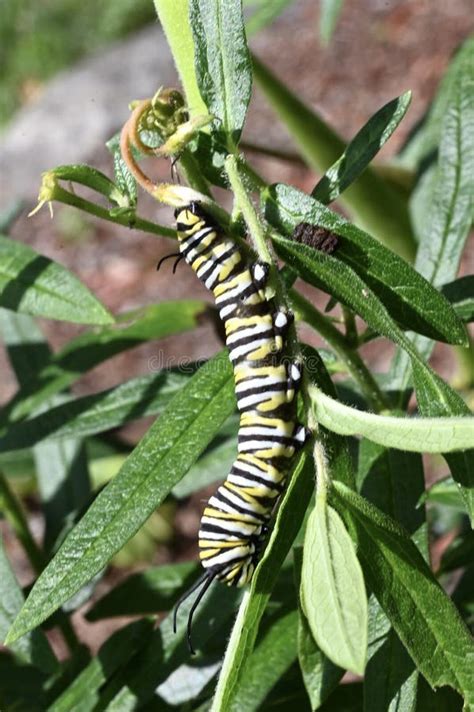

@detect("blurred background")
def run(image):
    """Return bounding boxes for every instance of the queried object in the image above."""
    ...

[0,0,472,654]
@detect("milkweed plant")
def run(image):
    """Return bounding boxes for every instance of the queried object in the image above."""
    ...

[0,1,473,710]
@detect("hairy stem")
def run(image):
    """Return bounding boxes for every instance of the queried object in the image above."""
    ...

[49,183,177,239]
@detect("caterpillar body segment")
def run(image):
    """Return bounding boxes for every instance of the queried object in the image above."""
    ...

[172,201,308,650]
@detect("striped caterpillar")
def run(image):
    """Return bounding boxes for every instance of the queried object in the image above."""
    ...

[171,202,309,652]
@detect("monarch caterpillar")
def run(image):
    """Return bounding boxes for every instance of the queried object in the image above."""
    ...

[171,202,309,652]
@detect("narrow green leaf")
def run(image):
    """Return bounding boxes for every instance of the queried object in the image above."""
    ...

[0,309,91,553]
[228,609,299,711]
[332,481,474,705]
[309,384,474,453]
[34,432,91,552]
[391,41,474,389]
[412,361,474,522]
[313,92,412,203]
[0,370,193,451]
[413,47,474,288]
[264,184,467,346]
[86,562,199,620]
[319,0,344,43]
[0,235,114,325]
[211,453,314,711]
[399,37,474,171]
[190,0,252,148]
[0,535,57,674]
[1,300,205,424]
[294,548,344,709]
[253,57,415,259]
[47,620,154,712]
[6,351,235,643]
[357,440,427,552]
[357,439,427,712]
[442,276,474,323]
[302,497,367,674]
[51,164,125,206]
[154,0,208,119]
[365,595,418,712]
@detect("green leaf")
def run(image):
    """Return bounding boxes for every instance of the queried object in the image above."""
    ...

[34,432,91,553]
[399,37,474,170]
[411,360,474,523]
[442,276,474,323]
[253,57,415,259]
[264,184,467,346]
[211,453,315,711]
[319,0,344,43]
[48,620,154,712]
[51,164,125,206]
[190,0,252,148]
[0,370,194,451]
[391,41,474,389]
[309,384,474,453]
[294,548,344,709]
[357,440,427,549]
[154,0,208,119]
[0,309,91,553]
[1,301,205,424]
[0,235,114,325]
[0,535,57,674]
[332,481,474,705]
[357,440,426,712]
[313,92,412,203]
[302,497,367,674]
[365,595,418,712]
[5,351,235,643]
[413,49,474,289]
[228,609,299,711]
[86,562,199,620]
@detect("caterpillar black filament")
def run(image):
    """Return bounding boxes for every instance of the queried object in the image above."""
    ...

[172,202,308,651]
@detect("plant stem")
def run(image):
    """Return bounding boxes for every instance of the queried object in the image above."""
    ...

[341,305,358,347]
[225,156,272,262]
[290,290,388,412]
[51,184,177,239]
[314,439,330,499]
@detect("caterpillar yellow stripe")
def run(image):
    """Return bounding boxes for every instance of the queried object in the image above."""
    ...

[172,202,308,651]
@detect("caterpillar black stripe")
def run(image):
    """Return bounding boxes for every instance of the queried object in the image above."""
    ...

[172,202,309,651]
